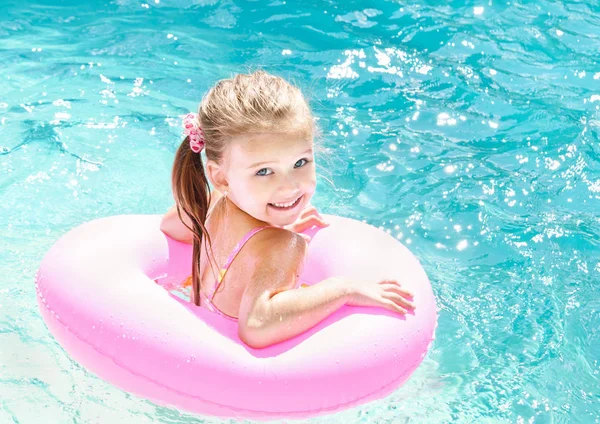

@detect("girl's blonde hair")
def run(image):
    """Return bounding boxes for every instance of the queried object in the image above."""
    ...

[171,70,315,306]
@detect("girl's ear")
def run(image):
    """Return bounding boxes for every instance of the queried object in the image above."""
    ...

[205,160,229,194]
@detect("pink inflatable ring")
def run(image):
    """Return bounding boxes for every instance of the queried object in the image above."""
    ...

[35,214,437,420]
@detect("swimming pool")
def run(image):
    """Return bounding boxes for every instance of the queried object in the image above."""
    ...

[1,0,599,422]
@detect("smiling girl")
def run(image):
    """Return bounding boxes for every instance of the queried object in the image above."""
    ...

[160,70,414,348]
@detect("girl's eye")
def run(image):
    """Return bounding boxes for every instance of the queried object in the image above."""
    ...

[294,158,308,168]
[256,168,273,176]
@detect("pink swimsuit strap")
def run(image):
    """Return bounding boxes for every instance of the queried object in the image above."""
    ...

[206,226,270,307]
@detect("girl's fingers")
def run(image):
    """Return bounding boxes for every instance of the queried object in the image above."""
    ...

[382,299,407,315]
[299,206,328,223]
[291,217,310,233]
[381,283,414,299]
[293,215,329,233]
[299,205,318,219]
[380,280,414,298]
[310,216,329,227]
[383,292,416,310]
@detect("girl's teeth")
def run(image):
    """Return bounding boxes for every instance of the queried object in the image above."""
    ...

[272,197,299,208]
[274,201,293,207]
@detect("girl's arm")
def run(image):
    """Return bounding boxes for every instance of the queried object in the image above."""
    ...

[237,229,349,348]
[237,229,414,349]
[159,204,194,243]
[159,190,222,243]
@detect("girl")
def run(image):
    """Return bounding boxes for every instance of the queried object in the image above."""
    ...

[160,71,415,349]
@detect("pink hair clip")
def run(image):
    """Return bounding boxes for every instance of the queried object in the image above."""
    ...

[183,113,205,153]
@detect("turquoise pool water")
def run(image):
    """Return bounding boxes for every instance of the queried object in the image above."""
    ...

[1,0,599,422]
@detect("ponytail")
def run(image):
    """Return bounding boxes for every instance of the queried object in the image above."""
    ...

[171,136,212,306]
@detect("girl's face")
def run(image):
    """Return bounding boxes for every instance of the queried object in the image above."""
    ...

[221,132,316,227]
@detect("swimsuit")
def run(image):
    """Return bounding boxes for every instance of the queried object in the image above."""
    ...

[184,226,270,320]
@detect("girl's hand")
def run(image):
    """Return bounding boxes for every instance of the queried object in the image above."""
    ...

[284,205,329,240]
[347,279,415,314]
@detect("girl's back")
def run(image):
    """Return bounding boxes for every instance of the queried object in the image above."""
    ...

[198,192,298,320]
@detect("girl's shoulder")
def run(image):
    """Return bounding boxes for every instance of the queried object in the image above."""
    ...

[247,226,308,263]
[241,227,308,286]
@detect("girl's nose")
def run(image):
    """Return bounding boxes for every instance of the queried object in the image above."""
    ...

[278,173,301,195]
